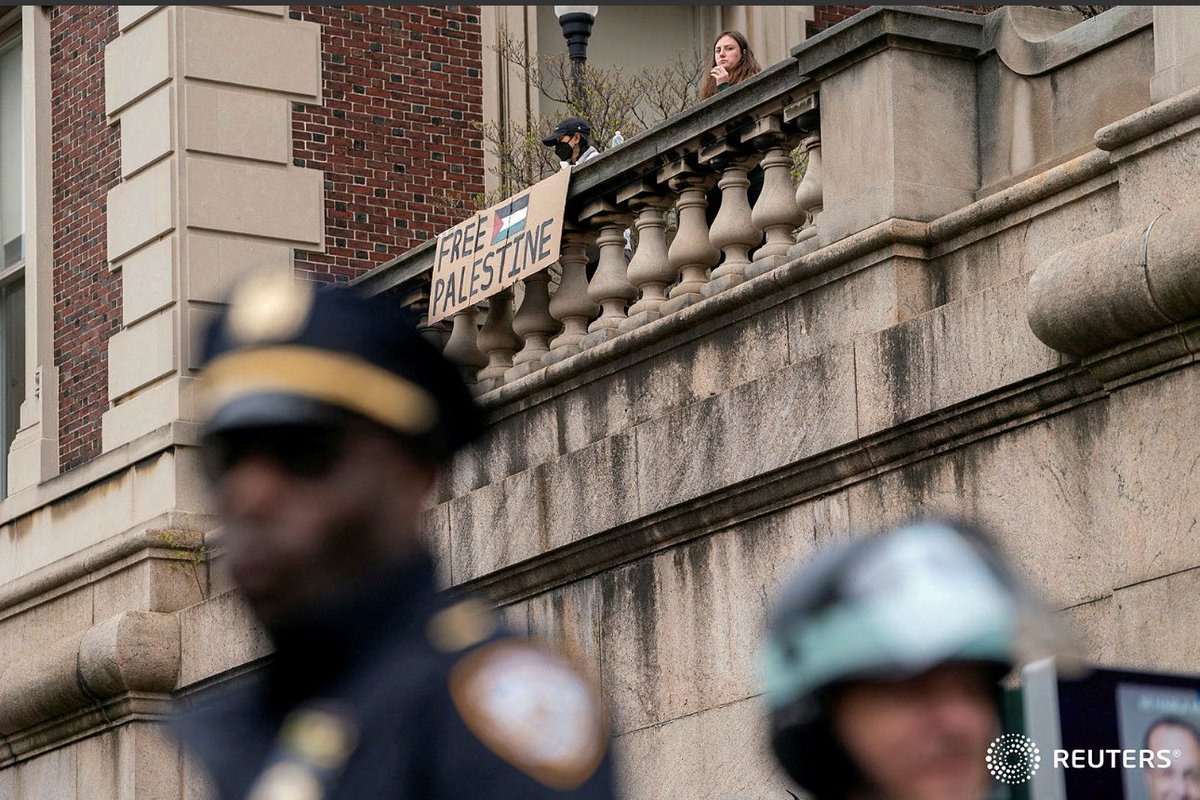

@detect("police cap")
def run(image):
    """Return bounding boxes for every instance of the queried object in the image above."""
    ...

[198,270,482,462]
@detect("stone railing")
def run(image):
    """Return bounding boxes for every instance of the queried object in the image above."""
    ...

[356,5,1154,396]
[357,56,820,391]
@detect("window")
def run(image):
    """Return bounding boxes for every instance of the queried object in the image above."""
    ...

[1,14,20,267]
[0,9,25,494]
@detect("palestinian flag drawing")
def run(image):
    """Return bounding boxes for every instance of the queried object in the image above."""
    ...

[491,193,530,245]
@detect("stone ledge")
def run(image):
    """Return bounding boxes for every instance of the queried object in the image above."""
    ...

[0,611,179,754]
[462,360,1122,605]
[0,517,211,620]
[790,6,985,78]
[0,422,202,530]
[1095,83,1200,152]
[1027,199,1200,356]
[474,146,1114,427]
[0,694,174,770]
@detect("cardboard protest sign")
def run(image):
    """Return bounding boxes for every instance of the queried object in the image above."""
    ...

[428,168,570,323]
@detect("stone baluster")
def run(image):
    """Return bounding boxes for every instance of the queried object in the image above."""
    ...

[745,116,805,280]
[544,226,598,364]
[579,203,636,349]
[416,311,449,352]
[505,271,560,382]
[618,180,676,332]
[442,306,486,383]
[660,165,719,316]
[405,292,448,352]
[789,131,824,257]
[700,142,763,297]
[475,287,522,392]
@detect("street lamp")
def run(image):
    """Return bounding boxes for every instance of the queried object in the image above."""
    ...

[554,6,598,100]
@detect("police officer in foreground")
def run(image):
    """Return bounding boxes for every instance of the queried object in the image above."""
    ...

[172,271,617,799]
[763,520,1075,800]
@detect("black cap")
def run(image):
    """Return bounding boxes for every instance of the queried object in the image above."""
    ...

[541,116,591,146]
[198,270,482,462]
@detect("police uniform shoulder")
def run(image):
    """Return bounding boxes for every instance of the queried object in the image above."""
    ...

[425,595,500,654]
[445,634,609,791]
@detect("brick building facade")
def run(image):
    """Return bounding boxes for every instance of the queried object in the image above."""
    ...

[27,5,486,481]
[289,5,484,284]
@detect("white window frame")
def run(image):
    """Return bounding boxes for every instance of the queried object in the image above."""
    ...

[2,5,57,500]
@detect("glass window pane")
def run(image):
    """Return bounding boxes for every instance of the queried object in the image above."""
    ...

[0,34,23,269]
[0,277,22,494]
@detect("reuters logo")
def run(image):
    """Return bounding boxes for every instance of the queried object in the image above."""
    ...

[986,733,1042,784]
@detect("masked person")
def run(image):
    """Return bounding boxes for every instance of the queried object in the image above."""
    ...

[763,520,1071,800]
[543,116,601,170]
[172,271,617,800]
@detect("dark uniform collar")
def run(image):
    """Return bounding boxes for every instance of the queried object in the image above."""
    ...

[264,553,439,710]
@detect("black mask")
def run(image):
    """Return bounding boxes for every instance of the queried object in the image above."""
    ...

[554,141,576,162]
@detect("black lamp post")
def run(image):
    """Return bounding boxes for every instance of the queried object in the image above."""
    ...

[554,6,598,100]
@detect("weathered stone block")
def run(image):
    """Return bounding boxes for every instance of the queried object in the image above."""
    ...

[119,235,176,326]
[106,7,172,116]
[78,732,122,798]
[15,745,77,799]
[1113,567,1200,674]
[787,256,938,363]
[178,590,271,687]
[845,411,1113,610]
[450,431,638,582]
[184,158,323,247]
[634,345,857,516]
[118,722,185,800]
[107,158,176,263]
[443,399,560,501]
[599,501,839,735]
[555,371,636,457]
[92,557,205,624]
[185,234,293,304]
[1060,596,1118,666]
[0,588,94,677]
[181,8,321,100]
[613,696,797,800]
[118,84,174,179]
[108,309,178,401]
[184,82,290,165]
[1097,368,1200,589]
[855,274,1059,435]
[524,577,602,686]
[1152,6,1200,102]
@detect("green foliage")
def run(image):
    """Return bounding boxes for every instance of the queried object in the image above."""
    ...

[154,529,209,603]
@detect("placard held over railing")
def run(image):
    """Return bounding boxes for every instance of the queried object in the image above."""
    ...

[428,169,571,323]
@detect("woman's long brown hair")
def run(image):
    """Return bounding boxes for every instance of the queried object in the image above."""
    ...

[700,30,762,100]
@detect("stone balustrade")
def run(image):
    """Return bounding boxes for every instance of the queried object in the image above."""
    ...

[356,4,1157,396]
[359,56,819,390]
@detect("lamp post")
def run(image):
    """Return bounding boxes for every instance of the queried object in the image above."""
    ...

[554,6,598,101]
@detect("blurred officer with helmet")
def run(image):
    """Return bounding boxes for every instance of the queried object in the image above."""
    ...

[171,270,617,800]
[763,519,1074,800]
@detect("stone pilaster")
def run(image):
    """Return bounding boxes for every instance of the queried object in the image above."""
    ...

[804,13,981,244]
[101,6,324,451]
[1152,6,1200,103]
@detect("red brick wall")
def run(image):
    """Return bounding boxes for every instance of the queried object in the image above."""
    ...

[808,5,998,36]
[50,6,122,471]
[290,5,485,285]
